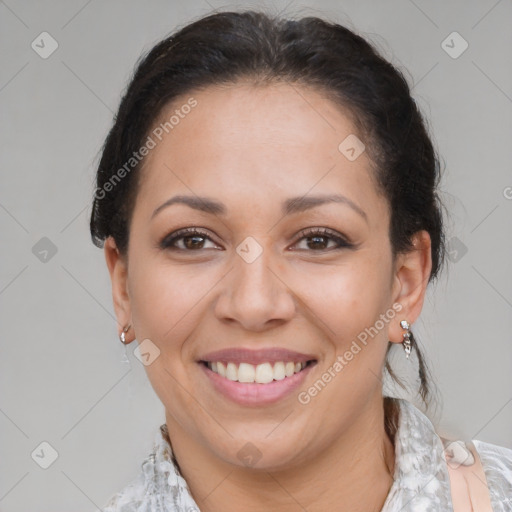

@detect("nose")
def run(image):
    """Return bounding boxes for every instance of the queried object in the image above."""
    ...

[214,241,296,332]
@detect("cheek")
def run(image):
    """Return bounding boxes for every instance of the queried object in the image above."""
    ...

[128,260,211,344]
[127,262,210,424]
[306,263,393,411]
[303,254,392,341]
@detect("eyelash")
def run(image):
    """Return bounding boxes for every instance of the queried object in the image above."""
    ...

[159,227,353,252]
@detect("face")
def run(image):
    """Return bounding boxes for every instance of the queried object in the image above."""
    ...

[105,81,430,471]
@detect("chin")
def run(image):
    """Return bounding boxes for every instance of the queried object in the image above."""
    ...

[215,436,310,472]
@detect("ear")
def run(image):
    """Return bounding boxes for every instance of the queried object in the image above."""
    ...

[388,230,432,344]
[104,236,133,342]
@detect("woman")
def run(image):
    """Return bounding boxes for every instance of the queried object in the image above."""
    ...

[90,10,512,511]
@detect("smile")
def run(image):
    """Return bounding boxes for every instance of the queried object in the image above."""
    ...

[197,347,318,405]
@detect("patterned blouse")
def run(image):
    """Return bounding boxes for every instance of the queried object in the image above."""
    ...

[102,398,512,511]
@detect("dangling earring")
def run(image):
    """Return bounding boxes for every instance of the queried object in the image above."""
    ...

[400,320,412,360]
[118,324,134,392]
[119,324,132,344]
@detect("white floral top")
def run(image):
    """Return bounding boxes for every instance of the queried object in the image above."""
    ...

[103,398,512,511]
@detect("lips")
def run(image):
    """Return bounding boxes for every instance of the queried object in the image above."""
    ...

[197,347,318,405]
[198,347,317,365]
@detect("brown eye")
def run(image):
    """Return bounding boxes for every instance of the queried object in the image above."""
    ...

[293,228,352,251]
[160,228,219,251]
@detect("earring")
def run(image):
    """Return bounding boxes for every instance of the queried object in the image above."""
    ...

[119,324,132,344]
[400,320,412,360]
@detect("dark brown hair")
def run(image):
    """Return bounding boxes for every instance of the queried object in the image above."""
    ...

[90,10,446,435]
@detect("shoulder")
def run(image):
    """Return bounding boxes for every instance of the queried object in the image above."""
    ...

[101,424,200,511]
[472,438,512,508]
[102,471,147,511]
[100,429,165,511]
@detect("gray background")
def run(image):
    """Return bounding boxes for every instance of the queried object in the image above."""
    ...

[1,0,511,510]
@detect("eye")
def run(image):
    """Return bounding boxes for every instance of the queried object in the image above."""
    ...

[159,227,353,252]
[292,227,353,251]
[159,228,220,251]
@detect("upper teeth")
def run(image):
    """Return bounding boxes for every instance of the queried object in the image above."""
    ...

[207,361,307,383]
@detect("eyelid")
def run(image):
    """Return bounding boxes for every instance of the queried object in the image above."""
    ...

[295,226,350,242]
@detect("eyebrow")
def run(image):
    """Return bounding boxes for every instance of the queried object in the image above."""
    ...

[151,193,368,222]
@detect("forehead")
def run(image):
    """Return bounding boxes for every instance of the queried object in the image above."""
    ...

[134,82,387,224]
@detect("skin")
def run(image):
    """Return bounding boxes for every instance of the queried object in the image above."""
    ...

[105,81,432,512]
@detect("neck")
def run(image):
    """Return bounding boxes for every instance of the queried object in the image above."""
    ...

[166,394,397,512]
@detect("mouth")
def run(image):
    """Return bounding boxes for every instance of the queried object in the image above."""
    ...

[197,348,318,406]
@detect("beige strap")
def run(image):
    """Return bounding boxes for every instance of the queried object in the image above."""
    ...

[444,440,494,511]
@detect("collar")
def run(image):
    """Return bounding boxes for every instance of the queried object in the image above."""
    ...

[380,398,453,510]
